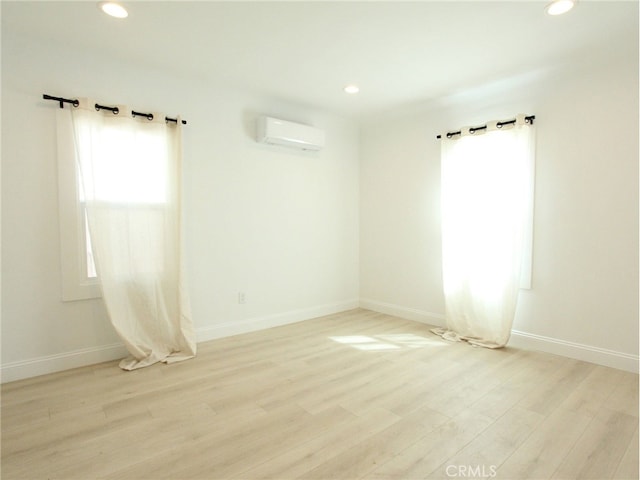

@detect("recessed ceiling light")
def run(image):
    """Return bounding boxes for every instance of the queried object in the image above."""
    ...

[545,0,576,16]
[98,2,128,18]
[344,85,360,94]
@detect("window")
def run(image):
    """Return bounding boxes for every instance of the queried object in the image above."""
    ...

[54,97,195,369]
[57,109,172,300]
[437,115,535,347]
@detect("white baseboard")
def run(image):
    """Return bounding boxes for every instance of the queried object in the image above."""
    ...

[196,299,360,343]
[1,299,360,384]
[5,298,635,383]
[509,330,639,374]
[359,298,639,374]
[1,343,128,384]
[359,298,446,327]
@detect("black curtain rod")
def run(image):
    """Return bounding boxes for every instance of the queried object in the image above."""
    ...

[43,94,79,108]
[436,115,535,139]
[43,94,187,125]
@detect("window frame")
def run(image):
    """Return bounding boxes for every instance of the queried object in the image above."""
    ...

[57,111,101,301]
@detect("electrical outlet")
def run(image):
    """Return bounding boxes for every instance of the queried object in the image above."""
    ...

[238,292,246,304]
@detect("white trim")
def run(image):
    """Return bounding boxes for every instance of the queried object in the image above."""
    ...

[509,329,639,374]
[359,298,446,327]
[359,299,638,373]
[1,299,360,383]
[6,300,633,383]
[0,343,128,384]
[196,299,360,342]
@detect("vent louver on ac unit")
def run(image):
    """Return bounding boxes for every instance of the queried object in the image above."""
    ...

[256,116,325,151]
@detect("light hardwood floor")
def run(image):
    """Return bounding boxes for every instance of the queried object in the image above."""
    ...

[2,309,638,479]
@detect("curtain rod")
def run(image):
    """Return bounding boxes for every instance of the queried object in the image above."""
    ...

[43,94,187,125]
[436,115,535,139]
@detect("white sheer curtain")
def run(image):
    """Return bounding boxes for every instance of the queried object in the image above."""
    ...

[434,115,535,348]
[63,98,196,370]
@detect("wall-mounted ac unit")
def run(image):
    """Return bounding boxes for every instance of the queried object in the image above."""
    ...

[256,116,325,151]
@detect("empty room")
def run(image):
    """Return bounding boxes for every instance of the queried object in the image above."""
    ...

[1,1,638,479]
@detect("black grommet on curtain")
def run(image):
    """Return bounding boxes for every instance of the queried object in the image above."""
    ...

[132,111,154,121]
[95,104,119,115]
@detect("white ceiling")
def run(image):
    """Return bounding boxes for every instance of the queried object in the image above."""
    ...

[2,1,638,118]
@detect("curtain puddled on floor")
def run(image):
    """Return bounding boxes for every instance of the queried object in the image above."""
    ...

[434,115,535,348]
[62,98,196,369]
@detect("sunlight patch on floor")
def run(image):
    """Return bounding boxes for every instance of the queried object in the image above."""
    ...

[329,333,449,351]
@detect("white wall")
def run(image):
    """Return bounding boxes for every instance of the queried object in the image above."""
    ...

[360,56,639,372]
[1,32,360,381]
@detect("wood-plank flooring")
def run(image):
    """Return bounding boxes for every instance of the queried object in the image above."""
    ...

[2,309,638,479]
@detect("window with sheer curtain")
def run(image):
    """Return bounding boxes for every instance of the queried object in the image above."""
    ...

[56,99,196,370]
[433,115,535,348]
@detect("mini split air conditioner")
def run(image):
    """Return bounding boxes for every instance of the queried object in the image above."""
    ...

[256,116,325,151]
